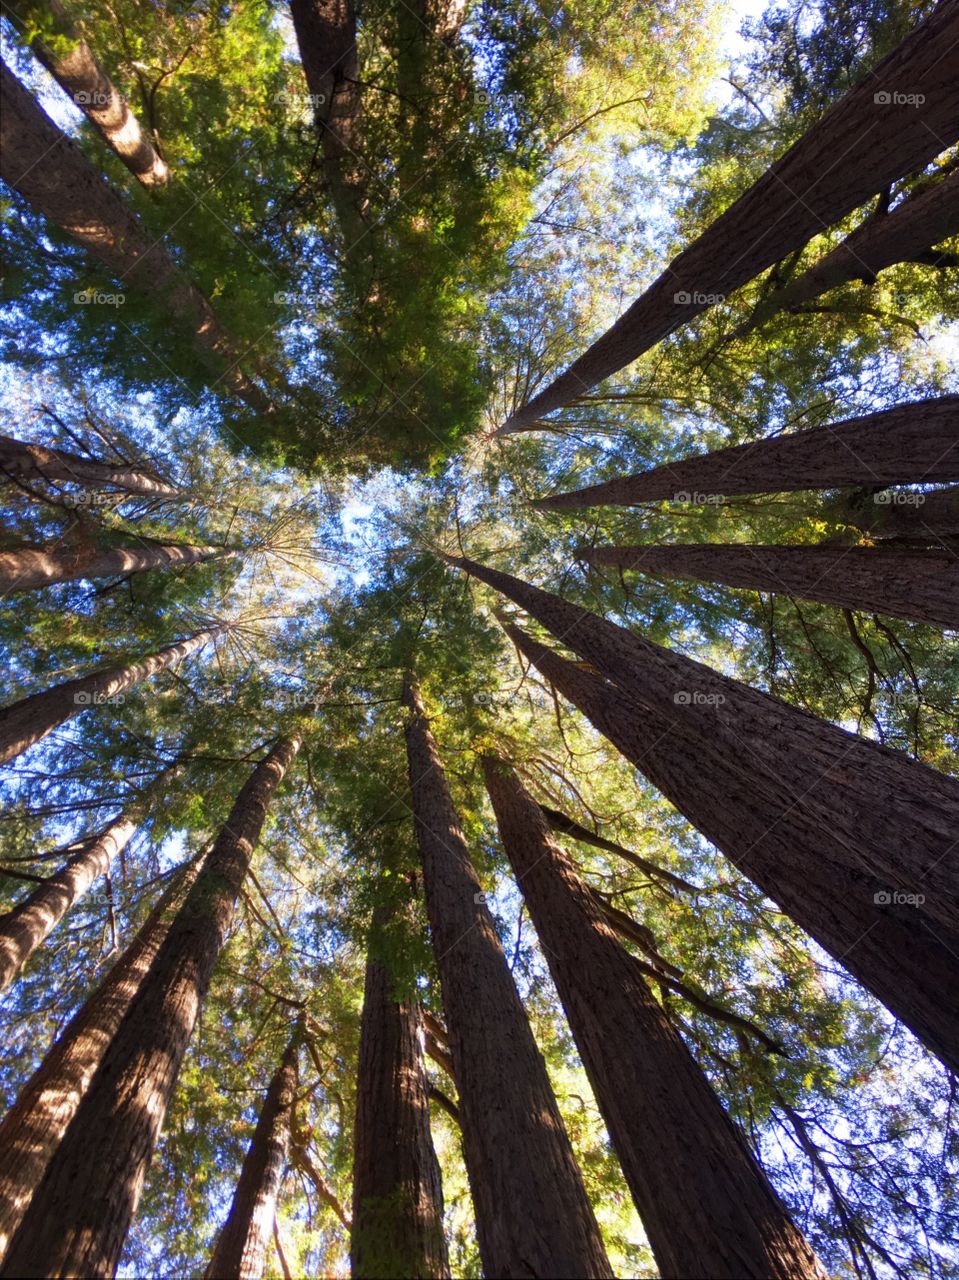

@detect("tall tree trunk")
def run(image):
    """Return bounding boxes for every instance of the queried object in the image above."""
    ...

[1,734,301,1279]
[0,540,226,595]
[498,4,959,432]
[0,61,271,413]
[205,1031,300,1280]
[0,627,218,765]
[506,623,959,1074]
[483,756,825,1280]
[533,396,959,510]
[0,856,201,1254]
[450,558,959,930]
[401,675,613,1280]
[0,433,178,499]
[350,902,449,1280]
[582,542,959,628]
[6,0,169,185]
[832,484,959,545]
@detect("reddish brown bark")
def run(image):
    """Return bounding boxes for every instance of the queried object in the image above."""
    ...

[402,675,612,1279]
[0,433,178,499]
[0,540,224,595]
[0,735,301,1278]
[483,757,825,1280]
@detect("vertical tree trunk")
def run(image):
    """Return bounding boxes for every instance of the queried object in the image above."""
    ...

[350,901,449,1280]
[532,396,959,510]
[0,855,202,1255]
[498,4,959,431]
[0,627,219,765]
[0,434,178,499]
[452,557,959,931]
[205,1031,300,1280]
[0,540,225,595]
[401,675,612,1280]
[581,542,959,628]
[0,61,271,413]
[483,756,825,1280]
[0,735,301,1279]
[506,623,959,1074]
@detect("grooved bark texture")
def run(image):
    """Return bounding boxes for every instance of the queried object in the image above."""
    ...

[455,558,959,932]
[483,758,825,1280]
[0,541,221,595]
[507,624,959,1074]
[0,857,201,1254]
[350,906,449,1280]
[0,434,178,498]
[0,627,217,765]
[0,735,300,1279]
[500,4,959,431]
[582,542,959,628]
[534,396,959,509]
[401,676,613,1280]
[205,1033,299,1280]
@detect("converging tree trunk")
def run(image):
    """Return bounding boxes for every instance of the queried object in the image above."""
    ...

[582,542,959,628]
[1,735,300,1279]
[0,433,179,499]
[533,396,959,510]
[0,856,202,1254]
[205,1030,300,1280]
[401,675,612,1280]
[0,539,226,595]
[483,756,825,1280]
[0,627,218,765]
[506,623,959,1074]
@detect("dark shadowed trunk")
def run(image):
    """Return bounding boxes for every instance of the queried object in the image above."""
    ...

[833,484,959,546]
[506,623,959,1074]
[205,1031,300,1280]
[402,675,612,1280]
[581,542,959,628]
[0,539,226,595]
[0,434,178,499]
[538,802,699,894]
[499,4,959,431]
[533,397,959,510]
[0,735,300,1279]
[483,756,825,1280]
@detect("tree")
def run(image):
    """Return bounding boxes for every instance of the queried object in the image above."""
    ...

[0,433,179,500]
[0,538,227,595]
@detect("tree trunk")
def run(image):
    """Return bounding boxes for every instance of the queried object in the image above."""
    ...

[538,802,699,894]
[7,0,169,186]
[0,60,271,413]
[0,856,201,1255]
[0,433,178,499]
[0,735,301,1279]
[0,540,225,595]
[450,558,959,931]
[533,396,959,509]
[350,902,449,1280]
[581,542,959,628]
[498,3,959,432]
[483,756,825,1280]
[401,675,612,1280]
[506,623,959,1074]
[0,627,218,765]
[833,484,959,546]
[205,1031,300,1280]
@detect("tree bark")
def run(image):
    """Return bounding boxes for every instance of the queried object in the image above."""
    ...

[0,433,178,499]
[833,484,959,546]
[0,540,225,595]
[7,0,169,186]
[506,623,959,1074]
[581,542,959,629]
[0,60,271,413]
[401,675,613,1280]
[0,856,201,1255]
[450,558,959,931]
[0,627,218,765]
[499,3,959,432]
[205,1031,300,1280]
[533,396,959,510]
[1,734,301,1279]
[350,902,449,1280]
[483,757,825,1280]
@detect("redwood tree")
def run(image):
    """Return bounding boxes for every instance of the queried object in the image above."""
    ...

[0,433,179,499]
[0,539,226,596]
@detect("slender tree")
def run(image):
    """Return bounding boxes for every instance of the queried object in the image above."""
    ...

[401,674,613,1280]
[0,539,227,595]
[0,433,179,499]
[498,3,959,432]
[1,734,301,1278]
[532,396,959,510]
[483,755,826,1280]
[581,542,959,628]
[205,1029,300,1280]
[0,627,219,765]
